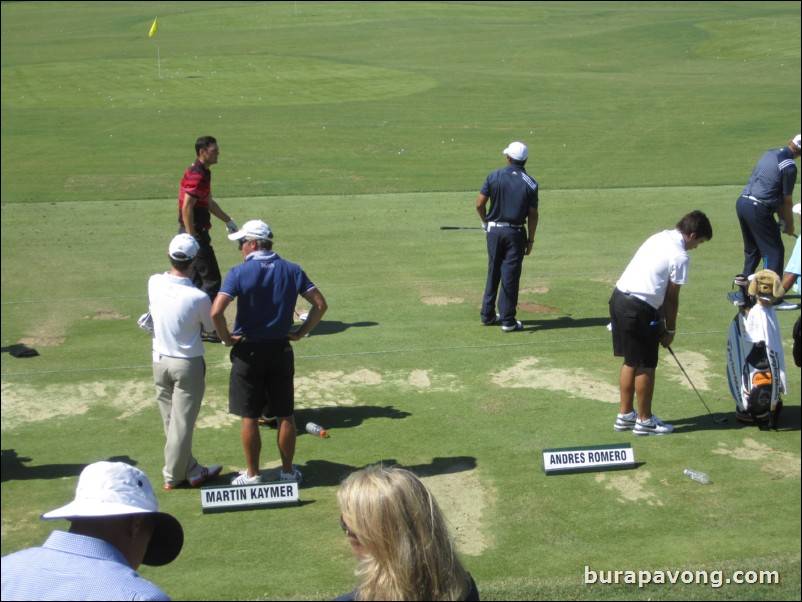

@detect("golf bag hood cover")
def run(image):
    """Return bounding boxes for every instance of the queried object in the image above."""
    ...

[748,270,784,303]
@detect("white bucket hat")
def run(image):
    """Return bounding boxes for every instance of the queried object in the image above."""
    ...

[41,461,184,566]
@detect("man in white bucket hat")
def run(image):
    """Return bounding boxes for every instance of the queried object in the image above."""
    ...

[1,461,182,600]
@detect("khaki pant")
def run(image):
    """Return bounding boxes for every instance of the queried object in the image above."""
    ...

[153,355,206,485]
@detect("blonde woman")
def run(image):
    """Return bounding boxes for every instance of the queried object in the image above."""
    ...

[335,465,479,601]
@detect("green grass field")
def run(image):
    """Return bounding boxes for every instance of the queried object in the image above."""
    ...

[2,2,800,600]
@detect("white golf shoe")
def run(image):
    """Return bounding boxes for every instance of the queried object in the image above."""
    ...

[633,415,674,436]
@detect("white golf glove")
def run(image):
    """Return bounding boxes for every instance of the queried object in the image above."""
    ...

[137,311,154,333]
[226,219,239,234]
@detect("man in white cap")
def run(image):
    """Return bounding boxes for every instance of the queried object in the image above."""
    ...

[1,461,182,600]
[475,141,539,332]
[735,134,800,277]
[148,234,222,490]
[211,220,328,486]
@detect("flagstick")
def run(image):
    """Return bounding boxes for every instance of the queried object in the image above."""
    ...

[156,45,161,79]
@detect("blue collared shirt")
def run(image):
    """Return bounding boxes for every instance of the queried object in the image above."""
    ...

[741,146,798,208]
[1,530,170,601]
[480,163,539,224]
[219,251,316,342]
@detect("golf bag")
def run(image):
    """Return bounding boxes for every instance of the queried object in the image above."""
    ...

[726,308,783,430]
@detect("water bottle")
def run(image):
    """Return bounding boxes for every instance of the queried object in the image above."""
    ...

[684,469,710,484]
[306,422,327,438]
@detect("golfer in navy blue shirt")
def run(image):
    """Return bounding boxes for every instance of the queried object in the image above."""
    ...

[476,141,539,332]
[736,134,800,276]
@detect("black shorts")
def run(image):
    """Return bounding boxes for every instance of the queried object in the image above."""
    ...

[229,340,295,418]
[609,288,661,369]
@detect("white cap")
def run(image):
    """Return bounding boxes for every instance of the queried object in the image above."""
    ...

[168,233,199,260]
[227,219,273,241]
[503,141,528,162]
[793,134,801,150]
[41,461,183,566]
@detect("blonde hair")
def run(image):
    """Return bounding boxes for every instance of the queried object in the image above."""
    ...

[337,465,470,601]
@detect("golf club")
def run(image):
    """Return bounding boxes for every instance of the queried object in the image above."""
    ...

[667,345,728,424]
[439,226,484,230]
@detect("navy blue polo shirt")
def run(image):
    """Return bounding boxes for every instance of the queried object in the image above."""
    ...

[481,163,539,224]
[741,146,797,209]
[219,251,316,342]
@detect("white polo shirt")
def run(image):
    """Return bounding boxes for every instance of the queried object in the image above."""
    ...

[148,273,214,359]
[616,229,689,310]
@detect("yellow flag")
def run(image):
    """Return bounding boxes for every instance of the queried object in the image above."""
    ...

[148,17,158,38]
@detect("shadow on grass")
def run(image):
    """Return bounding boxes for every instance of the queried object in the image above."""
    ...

[671,404,800,433]
[298,456,478,488]
[1,344,40,358]
[295,405,411,430]
[1,450,138,483]
[219,456,476,489]
[309,320,379,336]
[520,316,610,332]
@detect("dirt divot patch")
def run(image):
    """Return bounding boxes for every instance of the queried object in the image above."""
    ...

[663,350,711,390]
[2,379,156,429]
[394,369,461,393]
[713,437,800,479]
[19,337,64,347]
[295,369,383,407]
[421,296,464,305]
[517,302,557,314]
[2,368,462,430]
[423,465,493,556]
[2,381,94,429]
[195,389,240,430]
[492,357,618,404]
[408,369,431,388]
[90,312,129,320]
[596,470,664,506]
[110,380,158,420]
[295,368,462,408]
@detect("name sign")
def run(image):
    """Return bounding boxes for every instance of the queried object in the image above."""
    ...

[201,481,300,513]
[542,443,635,475]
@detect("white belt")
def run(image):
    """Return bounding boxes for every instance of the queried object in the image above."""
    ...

[488,221,523,228]
[746,195,769,205]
